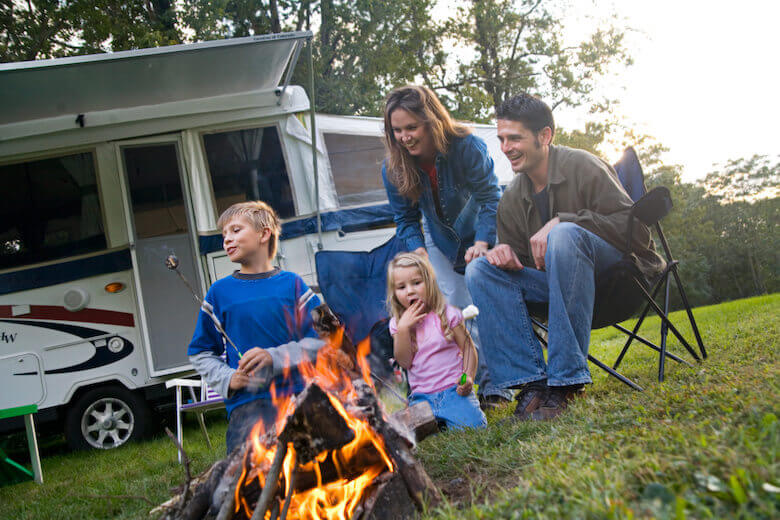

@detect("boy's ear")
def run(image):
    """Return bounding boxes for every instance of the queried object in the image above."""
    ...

[258,227,272,244]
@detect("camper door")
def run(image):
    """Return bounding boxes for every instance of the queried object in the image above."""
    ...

[116,135,204,376]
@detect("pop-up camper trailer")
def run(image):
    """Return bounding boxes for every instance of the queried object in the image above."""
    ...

[0,32,513,450]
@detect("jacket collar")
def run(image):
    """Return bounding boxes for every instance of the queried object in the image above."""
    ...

[518,145,567,202]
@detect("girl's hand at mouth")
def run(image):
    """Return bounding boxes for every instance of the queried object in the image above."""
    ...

[397,299,427,333]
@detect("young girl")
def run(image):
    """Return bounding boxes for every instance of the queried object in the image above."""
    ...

[387,252,487,430]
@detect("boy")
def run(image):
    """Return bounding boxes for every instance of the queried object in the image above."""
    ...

[188,201,323,452]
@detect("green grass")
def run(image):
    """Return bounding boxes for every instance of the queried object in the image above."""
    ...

[1,294,778,519]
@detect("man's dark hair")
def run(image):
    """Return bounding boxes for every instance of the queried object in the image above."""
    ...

[496,93,555,136]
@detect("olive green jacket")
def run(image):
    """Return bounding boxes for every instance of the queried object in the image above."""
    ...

[497,145,666,278]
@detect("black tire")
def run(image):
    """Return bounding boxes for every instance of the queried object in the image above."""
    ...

[64,385,152,451]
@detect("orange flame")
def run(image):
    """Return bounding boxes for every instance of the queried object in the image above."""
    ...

[235,326,394,519]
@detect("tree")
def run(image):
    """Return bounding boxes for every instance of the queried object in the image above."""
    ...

[0,0,181,61]
[428,0,631,122]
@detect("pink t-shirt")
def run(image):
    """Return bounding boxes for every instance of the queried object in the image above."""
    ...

[389,305,464,394]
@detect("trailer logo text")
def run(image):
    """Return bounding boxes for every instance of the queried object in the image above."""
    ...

[1,331,18,343]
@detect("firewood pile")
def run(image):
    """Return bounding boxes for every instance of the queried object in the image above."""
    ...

[152,310,439,520]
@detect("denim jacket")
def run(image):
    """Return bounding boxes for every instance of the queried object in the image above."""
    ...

[382,134,501,271]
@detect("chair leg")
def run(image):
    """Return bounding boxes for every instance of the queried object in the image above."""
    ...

[670,265,707,359]
[611,324,692,367]
[531,319,643,391]
[23,414,43,484]
[658,276,671,382]
[587,355,644,391]
[188,387,212,450]
[175,386,183,464]
[632,277,701,362]
[612,272,669,370]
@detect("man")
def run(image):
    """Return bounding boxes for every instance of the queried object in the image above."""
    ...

[465,94,665,421]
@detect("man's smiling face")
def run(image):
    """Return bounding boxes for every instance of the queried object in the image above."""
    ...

[497,118,548,175]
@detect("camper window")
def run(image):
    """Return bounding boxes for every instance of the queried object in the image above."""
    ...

[323,133,387,207]
[203,126,295,219]
[0,152,106,270]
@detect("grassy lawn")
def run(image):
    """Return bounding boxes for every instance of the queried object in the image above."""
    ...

[1,294,777,519]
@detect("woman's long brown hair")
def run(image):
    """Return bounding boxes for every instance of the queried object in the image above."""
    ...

[383,85,471,201]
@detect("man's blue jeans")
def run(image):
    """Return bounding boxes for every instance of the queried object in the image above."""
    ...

[464,223,623,387]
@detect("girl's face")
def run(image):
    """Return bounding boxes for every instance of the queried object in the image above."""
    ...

[390,108,435,161]
[393,266,427,310]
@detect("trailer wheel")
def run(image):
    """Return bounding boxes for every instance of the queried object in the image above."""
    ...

[65,385,151,450]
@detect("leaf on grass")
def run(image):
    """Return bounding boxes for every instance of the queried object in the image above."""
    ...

[694,472,725,493]
[729,474,747,504]
[762,482,780,493]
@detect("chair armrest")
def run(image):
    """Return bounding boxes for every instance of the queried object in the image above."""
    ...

[165,378,203,389]
[631,186,673,226]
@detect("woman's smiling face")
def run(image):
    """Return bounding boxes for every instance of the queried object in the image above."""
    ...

[390,108,436,161]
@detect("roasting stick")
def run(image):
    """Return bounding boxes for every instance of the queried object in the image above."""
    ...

[251,441,288,520]
[459,305,479,387]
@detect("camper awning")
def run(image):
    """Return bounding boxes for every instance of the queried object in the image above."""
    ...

[0,32,311,127]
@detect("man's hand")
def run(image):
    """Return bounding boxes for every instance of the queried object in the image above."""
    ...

[237,347,273,376]
[485,243,523,270]
[397,300,427,333]
[456,374,474,396]
[464,240,489,264]
[529,217,560,270]
[413,247,428,260]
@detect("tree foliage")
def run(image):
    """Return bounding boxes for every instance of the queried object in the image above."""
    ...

[431,0,631,122]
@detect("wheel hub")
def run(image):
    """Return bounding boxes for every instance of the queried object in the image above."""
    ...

[81,397,135,449]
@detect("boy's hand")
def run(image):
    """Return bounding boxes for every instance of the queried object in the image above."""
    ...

[456,374,473,396]
[229,370,250,390]
[238,347,273,376]
[397,300,427,332]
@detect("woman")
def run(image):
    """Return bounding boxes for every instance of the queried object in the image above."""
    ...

[380,85,512,408]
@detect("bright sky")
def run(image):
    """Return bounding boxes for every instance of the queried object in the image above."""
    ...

[434,0,779,181]
[555,0,780,180]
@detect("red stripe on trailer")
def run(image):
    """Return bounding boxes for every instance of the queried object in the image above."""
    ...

[0,305,134,327]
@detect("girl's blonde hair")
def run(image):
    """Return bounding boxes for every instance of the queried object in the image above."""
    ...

[386,252,453,340]
[217,201,282,258]
[383,85,471,202]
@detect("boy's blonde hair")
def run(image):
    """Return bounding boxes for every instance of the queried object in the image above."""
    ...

[386,252,453,340]
[217,201,282,258]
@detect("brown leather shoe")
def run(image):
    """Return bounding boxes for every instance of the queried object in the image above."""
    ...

[512,380,548,421]
[531,384,584,421]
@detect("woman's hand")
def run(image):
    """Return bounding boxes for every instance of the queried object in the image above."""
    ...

[465,240,489,263]
[237,347,273,376]
[397,300,427,333]
[413,247,428,260]
[456,374,474,396]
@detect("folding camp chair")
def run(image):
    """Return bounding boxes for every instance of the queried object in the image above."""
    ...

[165,374,224,462]
[314,235,406,346]
[610,147,707,381]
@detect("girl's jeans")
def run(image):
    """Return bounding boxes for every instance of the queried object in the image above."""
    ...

[409,385,487,430]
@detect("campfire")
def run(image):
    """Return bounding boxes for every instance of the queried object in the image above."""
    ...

[154,318,438,520]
